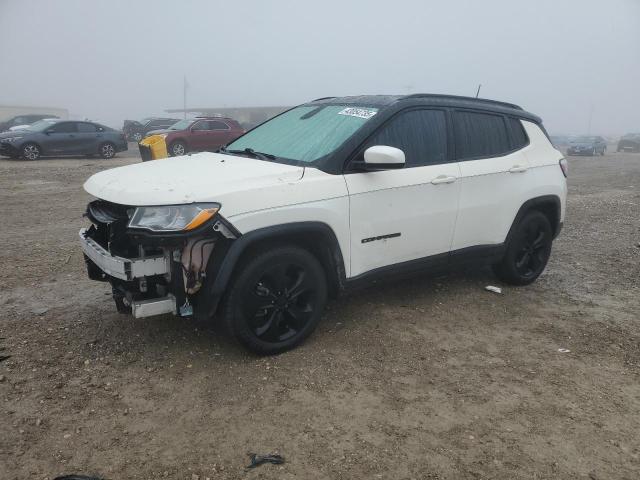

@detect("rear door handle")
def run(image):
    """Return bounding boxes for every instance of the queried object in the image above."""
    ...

[431,175,457,185]
[509,165,528,173]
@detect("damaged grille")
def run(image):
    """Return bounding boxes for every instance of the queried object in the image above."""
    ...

[85,200,140,257]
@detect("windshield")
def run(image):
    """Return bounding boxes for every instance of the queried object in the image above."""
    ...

[168,119,193,130]
[27,120,58,131]
[226,105,379,163]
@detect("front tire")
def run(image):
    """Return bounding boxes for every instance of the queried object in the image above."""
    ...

[222,246,328,355]
[169,140,187,157]
[493,211,553,286]
[21,143,41,160]
[99,142,116,159]
[132,132,143,142]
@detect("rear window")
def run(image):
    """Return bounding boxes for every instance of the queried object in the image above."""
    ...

[454,111,510,159]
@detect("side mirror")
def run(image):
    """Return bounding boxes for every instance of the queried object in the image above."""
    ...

[352,145,405,171]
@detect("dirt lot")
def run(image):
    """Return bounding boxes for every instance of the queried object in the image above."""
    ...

[0,147,638,479]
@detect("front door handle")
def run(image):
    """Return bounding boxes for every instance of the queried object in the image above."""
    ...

[431,175,457,185]
[509,165,528,173]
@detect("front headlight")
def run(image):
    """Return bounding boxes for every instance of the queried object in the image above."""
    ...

[4,136,23,143]
[128,203,220,232]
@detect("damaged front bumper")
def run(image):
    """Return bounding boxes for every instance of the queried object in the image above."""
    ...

[80,200,238,320]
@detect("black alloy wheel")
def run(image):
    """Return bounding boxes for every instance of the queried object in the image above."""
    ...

[222,246,327,355]
[493,211,553,285]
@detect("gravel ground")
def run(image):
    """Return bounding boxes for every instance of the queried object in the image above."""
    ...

[0,147,638,479]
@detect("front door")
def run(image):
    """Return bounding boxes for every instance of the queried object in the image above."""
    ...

[344,109,461,278]
[43,121,79,154]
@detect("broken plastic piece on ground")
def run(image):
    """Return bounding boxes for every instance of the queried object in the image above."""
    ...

[246,452,285,469]
[558,348,571,353]
[485,285,502,294]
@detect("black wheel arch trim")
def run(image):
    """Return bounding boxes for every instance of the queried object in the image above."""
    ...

[195,221,346,320]
[506,195,562,243]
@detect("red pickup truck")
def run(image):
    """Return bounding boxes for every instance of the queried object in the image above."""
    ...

[147,117,245,156]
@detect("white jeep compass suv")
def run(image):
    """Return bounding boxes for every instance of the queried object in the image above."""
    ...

[80,94,567,354]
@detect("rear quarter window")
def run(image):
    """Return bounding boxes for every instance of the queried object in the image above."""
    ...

[454,110,511,160]
[508,117,528,150]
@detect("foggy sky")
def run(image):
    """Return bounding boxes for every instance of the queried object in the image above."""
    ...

[1,0,639,134]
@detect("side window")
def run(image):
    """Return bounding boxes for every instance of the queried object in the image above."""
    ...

[49,122,77,133]
[208,120,229,130]
[508,117,528,150]
[454,111,510,159]
[365,109,448,167]
[77,122,97,133]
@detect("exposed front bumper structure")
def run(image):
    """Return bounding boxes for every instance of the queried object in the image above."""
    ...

[79,228,170,281]
[78,197,239,320]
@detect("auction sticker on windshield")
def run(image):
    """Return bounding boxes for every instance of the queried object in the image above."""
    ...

[338,107,378,119]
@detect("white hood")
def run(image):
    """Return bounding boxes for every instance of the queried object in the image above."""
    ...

[84,152,305,216]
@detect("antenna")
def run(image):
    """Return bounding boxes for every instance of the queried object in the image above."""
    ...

[475,84,482,98]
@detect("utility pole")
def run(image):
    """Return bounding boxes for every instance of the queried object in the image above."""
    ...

[587,104,594,135]
[475,84,482,98]
[183,75,188,119]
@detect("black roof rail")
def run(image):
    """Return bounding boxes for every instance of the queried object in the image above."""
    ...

[401,93,523,110]
[310,96,337,102]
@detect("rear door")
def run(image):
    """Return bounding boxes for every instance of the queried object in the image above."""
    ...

[202,120,232,150]
[344,109,461,277]
[76,122,101,153]
[43,121,79,154]
[450,111,531,251]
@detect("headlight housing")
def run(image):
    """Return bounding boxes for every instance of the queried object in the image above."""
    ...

[3,136,23,143]
[128,203,220,232]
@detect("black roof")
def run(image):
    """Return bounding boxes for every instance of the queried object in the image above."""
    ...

[309,94,541,123]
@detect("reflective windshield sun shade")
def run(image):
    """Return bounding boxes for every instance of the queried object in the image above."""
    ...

[226,105,378,163]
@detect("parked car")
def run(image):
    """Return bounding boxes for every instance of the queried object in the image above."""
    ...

[0,119,127,160]
[616,133,640,152]
[9,118,60,131]
[566,135,607,156]
[79,94,567,354]
[549,135,571,149]
[146,117,245,156]
[123,117,181,142]
[0,114,59,132]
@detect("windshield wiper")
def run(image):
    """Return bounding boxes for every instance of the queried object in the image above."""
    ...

[219,146,276,160]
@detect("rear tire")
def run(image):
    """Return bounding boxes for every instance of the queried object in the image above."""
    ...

[99,142,116,159]
[493,211,553,286]
[132,132,143,142]
[221,246,328,355]
[21,143,41,160]
[169,140,187,157]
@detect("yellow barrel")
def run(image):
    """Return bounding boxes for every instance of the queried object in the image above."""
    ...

[138,135,168,161]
